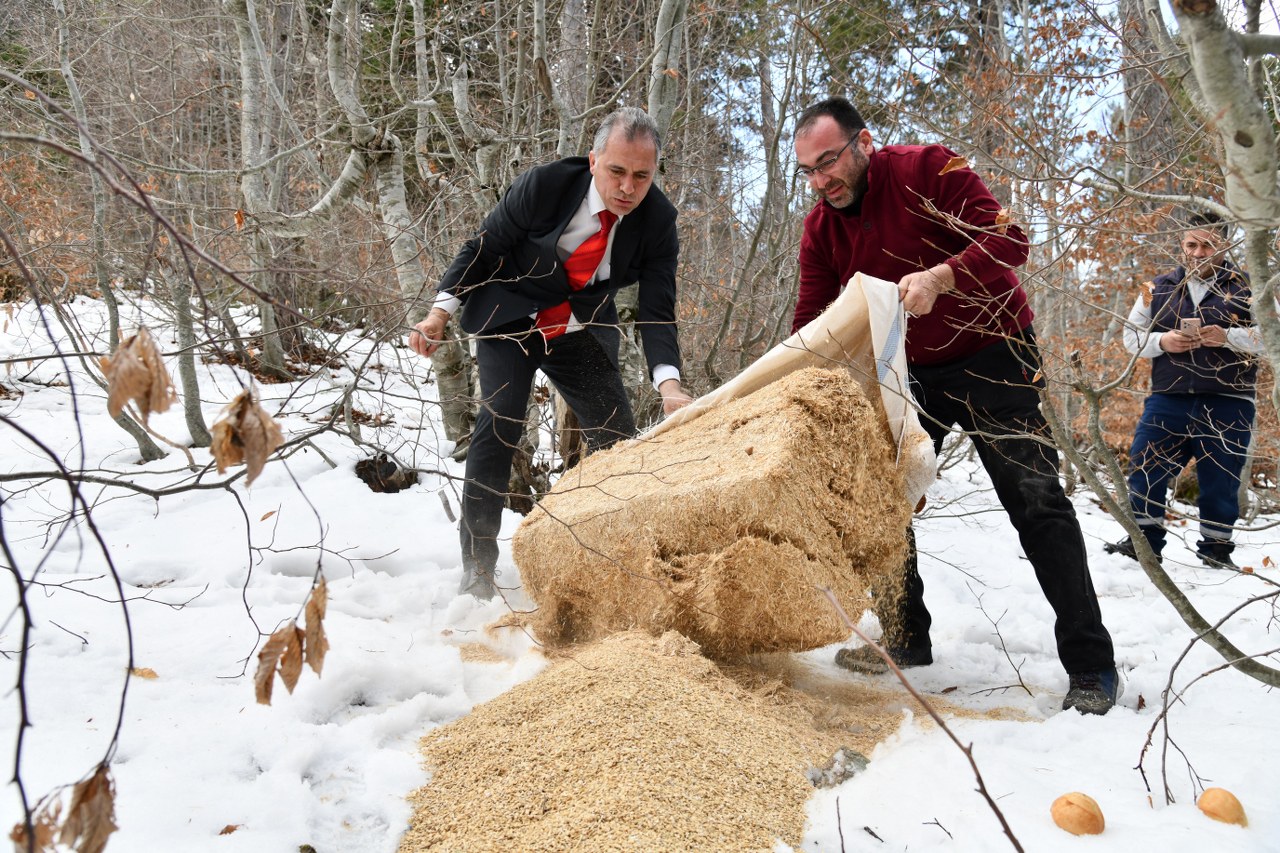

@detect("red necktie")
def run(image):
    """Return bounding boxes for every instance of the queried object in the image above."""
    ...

[535,210,618,340]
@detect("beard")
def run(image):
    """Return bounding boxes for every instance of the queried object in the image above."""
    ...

[820,149,870,210]
[1185,257,1220,279]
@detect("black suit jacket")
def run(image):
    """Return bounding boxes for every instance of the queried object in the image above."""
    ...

[437,157,681,374]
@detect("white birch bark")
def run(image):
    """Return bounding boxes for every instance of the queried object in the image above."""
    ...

[647,0,688,141]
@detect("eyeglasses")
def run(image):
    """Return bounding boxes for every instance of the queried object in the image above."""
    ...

[795,137,855,181]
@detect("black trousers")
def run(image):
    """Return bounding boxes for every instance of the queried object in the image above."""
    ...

[460,324,636,575]
[881,328,1115,675]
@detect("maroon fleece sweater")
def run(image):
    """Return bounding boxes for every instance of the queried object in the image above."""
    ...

[793,143,1033,366]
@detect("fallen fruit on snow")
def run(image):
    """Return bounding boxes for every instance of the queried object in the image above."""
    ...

[1198,787,1247,826]
[1051,792,1105,835]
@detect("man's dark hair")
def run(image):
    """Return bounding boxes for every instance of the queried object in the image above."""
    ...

[1187,211,1230,240]
[796,97,867,137]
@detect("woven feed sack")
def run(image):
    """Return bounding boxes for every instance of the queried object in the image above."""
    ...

[511,367,912,658]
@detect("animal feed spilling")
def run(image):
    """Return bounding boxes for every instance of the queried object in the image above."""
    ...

[512,367,912,658]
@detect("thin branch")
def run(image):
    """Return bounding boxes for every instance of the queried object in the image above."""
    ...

[820,588,1025,853]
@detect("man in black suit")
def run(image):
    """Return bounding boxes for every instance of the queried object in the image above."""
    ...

[410,107,693,599]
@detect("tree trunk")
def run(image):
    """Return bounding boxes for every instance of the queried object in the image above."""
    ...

[163,266,212,446]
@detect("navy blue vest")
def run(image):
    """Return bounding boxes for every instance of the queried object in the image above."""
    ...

[1148,261,1256,395]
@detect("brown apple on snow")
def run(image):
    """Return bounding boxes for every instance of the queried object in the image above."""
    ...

[1198,787,1247,827]
[1051,792,1105,835]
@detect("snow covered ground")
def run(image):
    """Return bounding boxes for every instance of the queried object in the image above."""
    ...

[1,296,1276,852]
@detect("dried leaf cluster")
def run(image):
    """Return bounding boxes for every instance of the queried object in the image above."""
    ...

[254,578,330,705]
[935,157,1015,237]
[10,765,117,853]
[1141,280,1156,307]
[994,208,1012,235]
[99,331,288,486]
[98,327,176,422]
[210,390,285,486]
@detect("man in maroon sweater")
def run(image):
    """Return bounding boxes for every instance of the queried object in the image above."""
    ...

[792,97,1119,714]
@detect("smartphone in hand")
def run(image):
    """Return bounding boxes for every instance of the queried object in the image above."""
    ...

[1179,317,1202,338]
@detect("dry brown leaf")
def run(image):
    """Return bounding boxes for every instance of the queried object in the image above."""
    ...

[254,623,294,705]
[1140,280,1155,307]
[57,765,117,853]
[260,510,277,521]
[307,577,329,621]
[9,809,57,850]
[218,824,242,835]
[938,155,970,175]
[280,624,305,694]
[210,390,285,486]
[130,667,159,679]
[305,618,329,677]
[994,207,1012,235]
[304,578,329,675]
[100,327,177,422]
[234,209,245,230]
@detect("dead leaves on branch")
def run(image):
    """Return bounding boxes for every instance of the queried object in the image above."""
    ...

[98,326,176,422]
[1141,280,1156,307]
[936,156,1015,237]
[10,765,118,853]
[255,578,330,705]
[994,208,1012,236]
[101,330,285,485]
[303,577,330,673]
[211,389,284,486]
[57,769,117,853]
[254,623,302,704]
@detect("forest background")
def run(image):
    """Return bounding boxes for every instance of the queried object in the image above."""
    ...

[3,0,1280,847]
[6,0,1280,476]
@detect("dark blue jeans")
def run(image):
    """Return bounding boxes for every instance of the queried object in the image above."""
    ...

[884,329,1115,675]
[1126,393,1255,550]
[460,325,636,577]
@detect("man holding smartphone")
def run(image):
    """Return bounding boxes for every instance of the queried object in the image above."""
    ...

[1105,213,1261,569]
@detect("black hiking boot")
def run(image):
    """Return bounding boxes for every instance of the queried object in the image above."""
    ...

[1196,540,1238,570]
[1062,668,1121,715]
[835,644,933,675]
[1103,536,1161,565]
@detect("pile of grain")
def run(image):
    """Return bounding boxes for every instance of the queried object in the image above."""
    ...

[511,367,912,658]
[405,634,863,851]
[400,633,1013,853]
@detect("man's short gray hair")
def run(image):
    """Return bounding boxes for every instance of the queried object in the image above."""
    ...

[592,107,662,155]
